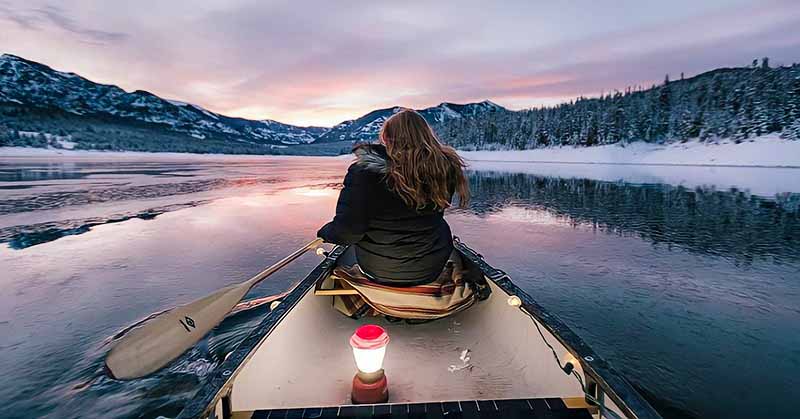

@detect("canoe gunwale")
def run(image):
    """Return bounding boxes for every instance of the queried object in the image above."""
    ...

[178,240,661,419]
[453,237,661,419]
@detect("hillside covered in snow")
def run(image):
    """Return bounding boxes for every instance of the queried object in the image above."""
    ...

[315,101,504,143]
[0,54,330,153]
[0,54,506,154]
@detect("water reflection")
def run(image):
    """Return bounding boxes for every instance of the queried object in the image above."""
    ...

[0,161,204,182]
[461,171,800,266]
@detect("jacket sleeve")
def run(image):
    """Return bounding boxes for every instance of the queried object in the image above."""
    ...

[317,164,370,245]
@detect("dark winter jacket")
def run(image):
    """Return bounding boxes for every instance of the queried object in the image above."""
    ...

[317,144,454,286]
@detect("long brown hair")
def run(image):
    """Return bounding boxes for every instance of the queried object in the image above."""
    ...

[378,109,469,209]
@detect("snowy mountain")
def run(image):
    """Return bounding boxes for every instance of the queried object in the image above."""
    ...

[315,101,506,143]
[0,54,326,147]
[0,53,506,152]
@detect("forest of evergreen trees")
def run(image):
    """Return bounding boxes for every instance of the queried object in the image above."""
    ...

[435,59,800,150]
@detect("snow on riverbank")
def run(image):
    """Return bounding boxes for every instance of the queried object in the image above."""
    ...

[460,134,800,168]
[463,135,800,197]
[3,133,797,166]
[0,147,331,161]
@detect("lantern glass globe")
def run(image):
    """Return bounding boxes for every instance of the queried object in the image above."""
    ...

[352,346,386,373]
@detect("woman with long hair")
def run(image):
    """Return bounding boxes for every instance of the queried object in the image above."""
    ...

[317,109,486,320]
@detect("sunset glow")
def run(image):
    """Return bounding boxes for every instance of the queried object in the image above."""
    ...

[1,0,799,126]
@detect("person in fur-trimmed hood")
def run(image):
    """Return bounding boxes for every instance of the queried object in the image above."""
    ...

[317,109,470,287]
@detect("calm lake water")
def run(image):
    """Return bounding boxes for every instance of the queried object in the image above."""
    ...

[1,154,799,419]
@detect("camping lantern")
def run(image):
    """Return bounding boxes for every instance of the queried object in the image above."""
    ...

[350,324,389,404]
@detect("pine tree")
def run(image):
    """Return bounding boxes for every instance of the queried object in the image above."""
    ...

[783,67,800,140]
[657,82,672,141]
[783,119,800,141]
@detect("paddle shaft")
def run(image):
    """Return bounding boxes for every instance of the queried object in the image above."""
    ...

[243,238,324,290]
[105,238,323,380]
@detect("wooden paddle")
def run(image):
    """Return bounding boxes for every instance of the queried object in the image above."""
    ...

[105,238,324,380]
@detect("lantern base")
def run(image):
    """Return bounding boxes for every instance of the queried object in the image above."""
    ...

[351,369,388,404]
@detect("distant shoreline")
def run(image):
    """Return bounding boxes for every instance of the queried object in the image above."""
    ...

[2,134,799,168]
[466,160,800,169]
[0,147,345,160]
[460,134,800,168]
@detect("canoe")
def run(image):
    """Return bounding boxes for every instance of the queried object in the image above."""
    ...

[177,238,661,419]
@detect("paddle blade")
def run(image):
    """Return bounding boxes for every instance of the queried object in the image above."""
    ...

[105,284,250,380]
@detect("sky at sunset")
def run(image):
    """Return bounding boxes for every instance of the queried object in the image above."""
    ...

[2,0,800,127]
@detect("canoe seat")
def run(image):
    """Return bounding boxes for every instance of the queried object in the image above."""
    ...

[314,274,359,296]
[234,397,594,418]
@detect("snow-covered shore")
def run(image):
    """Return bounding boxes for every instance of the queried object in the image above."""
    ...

[5,134,796,166]
[0,147,331,161]
[462,135,800,197]
[460,134,800,168]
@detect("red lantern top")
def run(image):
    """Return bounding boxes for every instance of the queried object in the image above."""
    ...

[350,324,390,350]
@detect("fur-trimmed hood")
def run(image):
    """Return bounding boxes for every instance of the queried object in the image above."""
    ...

[353,143,388,174]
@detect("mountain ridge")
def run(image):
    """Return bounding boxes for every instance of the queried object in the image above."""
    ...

[314,100,505,143]
[0,53,505,152]
[0,53,327,146]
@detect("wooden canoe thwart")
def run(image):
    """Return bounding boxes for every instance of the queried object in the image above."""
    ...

[177,239,662,419]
